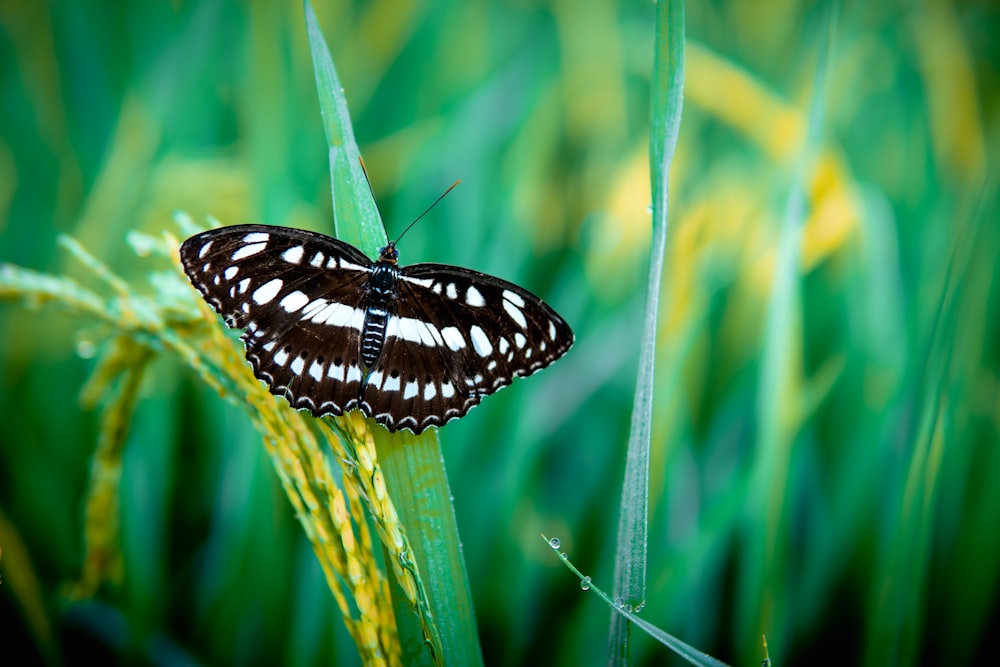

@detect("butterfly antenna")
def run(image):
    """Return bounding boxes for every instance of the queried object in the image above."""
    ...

[394,180,461,245]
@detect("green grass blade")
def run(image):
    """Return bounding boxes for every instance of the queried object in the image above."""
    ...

[608,0,685,663]
[863,180,993,667]
[304,1,385,255]
[546,536,728,667]
[742,6,835,660]
[304,4,482,664]
[375,430,482,667]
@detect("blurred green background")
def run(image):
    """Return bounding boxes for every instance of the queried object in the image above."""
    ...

[2,1,998,665]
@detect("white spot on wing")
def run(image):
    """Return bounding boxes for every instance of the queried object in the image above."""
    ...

[499,337,510,354]
[514,332,527,348]
[503,290,525,307]
[280,290,309,313]
[312,302,364,330]
[367,370,384,389]
[232,242,267,261]
[309,360,324,381]
[198,241,214,258]
[346,363,362,384]
[301,299,328,319]
[252,278,284,305]
[387,317,443,347]
[237,278,251,294]
[441,380,455,398]
[441,327,466,351]
[401,275,435,289]
[282,245,305,264]
[310,252,325,267]
[340,260,367,272]
[328,360,345,381]
[383,373,401,392]
[423,383,437,400]
[243,232,269,244]
[290,355,305,375]
[446,283,458,299]
[403,380,419,400]
[224,266,239,280]
[390,317,421,344]
[548,320,557,340]
[469,325,493,357]
[503,299,527,328]
[466,285,485,307]
[273,348,290,366]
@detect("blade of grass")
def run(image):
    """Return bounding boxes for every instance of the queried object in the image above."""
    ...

[608,0,685,663]
[304,0,385,255]
[304,4,482,664]
[375,429,482,667]
[862,180,992,667]
[545,536,728,667]
[742,5,835,661]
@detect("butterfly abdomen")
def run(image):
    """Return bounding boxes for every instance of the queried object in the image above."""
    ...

[360,262,398,369]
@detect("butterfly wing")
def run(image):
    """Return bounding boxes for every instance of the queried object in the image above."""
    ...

[180,224,375,417]
[359,263,574,433]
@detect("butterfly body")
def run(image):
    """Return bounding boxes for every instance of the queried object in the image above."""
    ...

[180,224,573,433]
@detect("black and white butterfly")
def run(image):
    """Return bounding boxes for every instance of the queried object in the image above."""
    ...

[179,224,574,433]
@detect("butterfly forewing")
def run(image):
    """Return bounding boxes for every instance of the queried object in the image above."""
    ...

[181,225,373,416]
[180,224,574,433]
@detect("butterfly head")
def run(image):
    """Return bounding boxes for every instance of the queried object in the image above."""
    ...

[378,242,400,265]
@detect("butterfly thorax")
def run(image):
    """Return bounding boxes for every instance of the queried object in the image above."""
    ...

[360,260,399,369]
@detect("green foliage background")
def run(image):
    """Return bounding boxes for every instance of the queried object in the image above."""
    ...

[1,1,998,665]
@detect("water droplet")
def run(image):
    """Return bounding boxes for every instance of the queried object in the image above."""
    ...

[633,601,646,613]
[580,576,591,591]
[624,604,633,613]
[614,597,625,609]
[76,339,97,359]
[560,552,568,560]
[548,537,561,550]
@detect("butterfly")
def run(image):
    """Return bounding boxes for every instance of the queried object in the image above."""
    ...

[179,224,574,433]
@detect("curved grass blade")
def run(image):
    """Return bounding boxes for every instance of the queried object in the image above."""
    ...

[544,536,728,667]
